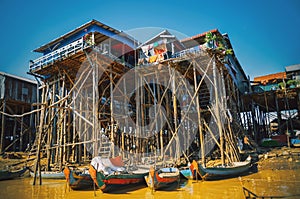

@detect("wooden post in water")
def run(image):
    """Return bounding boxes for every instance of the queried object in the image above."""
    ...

[19,106,24,151]
[212,57,225,165]
[110,65,114,157]
[0,100,6,153]
[46,83,55,171]
[193,63,205,166]
[172,66,180,162]
[12,107,17,151]
[33,84,46,185]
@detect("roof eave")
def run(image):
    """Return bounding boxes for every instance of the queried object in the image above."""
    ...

[33,19,121,53]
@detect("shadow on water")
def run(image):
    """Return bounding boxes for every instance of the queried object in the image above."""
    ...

[1,157,300,199]
[103,183,147,194]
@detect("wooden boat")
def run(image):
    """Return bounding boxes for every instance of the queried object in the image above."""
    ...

[190,156,252,180]
[89,164,148,193]
[0,167,27,181]
[64,166,94,190]
[30,171,65,179]
[179,167,193,180]
[144,166,180,190]
[291,138,300,147]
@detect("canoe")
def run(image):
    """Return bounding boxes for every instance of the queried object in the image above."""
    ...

[291,138,300,147]
[144,167,180,190]
[30,171,65,179]
[64,166,94,190]
[191,156,251,180]
[0,167,27,181]
[89,165,148,193]
[179,168,193,180]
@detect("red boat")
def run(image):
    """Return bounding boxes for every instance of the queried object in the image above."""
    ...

[144,167,180,190]
[64,166,94,190]
[88,156,148,193]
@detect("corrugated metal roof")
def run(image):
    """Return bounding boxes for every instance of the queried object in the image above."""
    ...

[180,29,219,43]
[254,72,287,83]
[33,19,121,53]
[0,71,37,84]
[138,30,169,47]
[285,64,300,72]
[137,29,184,50]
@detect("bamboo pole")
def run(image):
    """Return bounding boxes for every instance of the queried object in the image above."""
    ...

[156,70,164,158]
[55,81,60,165]
[84,88,88,162]
[193,63,205,166]
[94,55,99,157]
[19,106,24,151]
[122,77,127,158]
[110,65,114,157]
[78,93,83,163]
[46,83,55,171]
[33,84,46,185]
[12,106,17,151]
[140,72,145,159]
[59,77,65,171]
[172,66,180,162]
[0,99,6,153]
[212,57,224,165]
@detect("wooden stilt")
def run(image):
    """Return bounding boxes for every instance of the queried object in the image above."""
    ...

[0,100,6,153]
[193,63,205,166]
[33,84,46,185]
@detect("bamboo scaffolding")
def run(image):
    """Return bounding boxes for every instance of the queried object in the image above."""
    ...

[23,41,253,173]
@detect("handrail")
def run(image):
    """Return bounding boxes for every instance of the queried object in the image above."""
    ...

[172,46,202,58]
[29,38,135,72]
[29,38,85,71]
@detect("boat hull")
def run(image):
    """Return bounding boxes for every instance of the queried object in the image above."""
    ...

[64,166,94,190]
[145,167,180,190]
[89,165,148,193]
[180,168,193,180]
[196,156,252,180]
[0,168,27,181]
[291,138,300,147]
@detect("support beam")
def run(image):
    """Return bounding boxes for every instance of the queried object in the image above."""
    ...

[0,100,6,153]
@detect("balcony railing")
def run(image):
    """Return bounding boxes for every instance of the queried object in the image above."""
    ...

[29,38,85,72]
[172,46,202,58]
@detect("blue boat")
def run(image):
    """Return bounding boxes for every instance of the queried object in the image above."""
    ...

[291,138,300,147]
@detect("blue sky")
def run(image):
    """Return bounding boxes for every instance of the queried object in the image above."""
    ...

[0,0,299,80]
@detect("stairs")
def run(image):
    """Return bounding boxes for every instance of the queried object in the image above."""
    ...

[98,135,111,158]
[198,84,210,109]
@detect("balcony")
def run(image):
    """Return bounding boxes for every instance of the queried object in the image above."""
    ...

[29,38,87,72]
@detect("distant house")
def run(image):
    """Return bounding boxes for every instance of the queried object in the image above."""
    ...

[252,65,300,92]
[253,72,287,92]
[0,72,37,152]
[285,64,300,90]
[286,64,300,81]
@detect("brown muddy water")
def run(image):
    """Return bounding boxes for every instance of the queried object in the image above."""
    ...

[1,166,300,199]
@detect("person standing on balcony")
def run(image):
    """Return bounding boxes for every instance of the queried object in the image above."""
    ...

[83,29,89,47]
